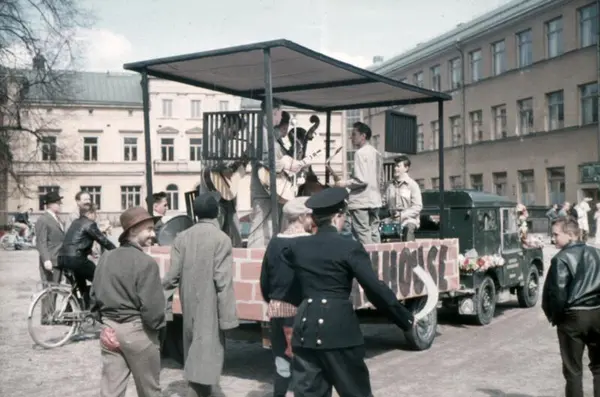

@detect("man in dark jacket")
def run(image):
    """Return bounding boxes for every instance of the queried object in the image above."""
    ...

[260,196,313,397]
[542,216,600,397]
[284,187,415,397]
[58,204,115,308]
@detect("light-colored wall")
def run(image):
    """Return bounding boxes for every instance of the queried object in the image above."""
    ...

[360,0,599,205]
[7,79,345,218]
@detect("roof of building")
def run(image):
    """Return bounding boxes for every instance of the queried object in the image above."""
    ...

[22,70,142,107]
[372,0,558,76]
[123,39,450,111]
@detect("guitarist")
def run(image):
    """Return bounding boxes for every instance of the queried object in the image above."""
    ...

[247,99,304,248]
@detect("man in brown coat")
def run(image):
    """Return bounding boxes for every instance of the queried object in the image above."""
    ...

[92,207,166,397]
[162,192,239,397]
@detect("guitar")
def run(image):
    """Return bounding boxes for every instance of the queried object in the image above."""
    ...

[257,148,324,203]
[202,154,251,201]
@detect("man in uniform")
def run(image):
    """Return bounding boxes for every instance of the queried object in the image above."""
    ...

[283,187,415,397]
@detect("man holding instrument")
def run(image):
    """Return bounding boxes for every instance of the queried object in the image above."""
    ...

[247,98,304,248]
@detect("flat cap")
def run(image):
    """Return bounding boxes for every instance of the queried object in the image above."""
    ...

[283,196,312,218]
[305,187,348,215]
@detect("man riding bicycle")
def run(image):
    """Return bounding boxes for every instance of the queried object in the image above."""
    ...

[13,206,33,241]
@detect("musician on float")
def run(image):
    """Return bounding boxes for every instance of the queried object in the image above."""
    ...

[331,122,383,245]
[247,98,304,248]
[282,187,414,397]
[384,155,423,241]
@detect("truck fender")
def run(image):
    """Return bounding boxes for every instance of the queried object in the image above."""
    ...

[412,266,439,321]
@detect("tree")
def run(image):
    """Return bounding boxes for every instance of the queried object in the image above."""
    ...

[0,0,93,221]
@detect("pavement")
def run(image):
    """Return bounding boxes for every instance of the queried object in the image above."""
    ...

[0,245,596,397]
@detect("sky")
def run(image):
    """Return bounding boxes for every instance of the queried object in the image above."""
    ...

[74,0,515,71]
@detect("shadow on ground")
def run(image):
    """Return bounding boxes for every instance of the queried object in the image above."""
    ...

[477,388,554,397]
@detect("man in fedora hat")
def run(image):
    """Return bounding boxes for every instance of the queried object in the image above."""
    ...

[35,190,66,321]
[162,192,239,397]
[91,206,166,397]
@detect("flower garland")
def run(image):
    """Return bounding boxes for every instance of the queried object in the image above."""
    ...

[515,203,529,242]
[458,253,506,273]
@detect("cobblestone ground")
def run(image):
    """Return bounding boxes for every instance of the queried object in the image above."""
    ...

[0,244,595,397]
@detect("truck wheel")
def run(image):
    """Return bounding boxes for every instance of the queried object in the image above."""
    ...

[517,264,540,308]
[474,276,496,326]
[161,314,184,366]
[404,297,437,351]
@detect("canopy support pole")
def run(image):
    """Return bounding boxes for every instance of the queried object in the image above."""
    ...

[263,48,279,234]
[437,100,445,239]
[325,111,332,184]
[141,70,154,210]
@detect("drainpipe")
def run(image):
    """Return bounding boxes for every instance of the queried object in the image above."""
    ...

[597,0,600,162]
[455,41,467,187]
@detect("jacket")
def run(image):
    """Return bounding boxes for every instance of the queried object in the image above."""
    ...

[346,143,383,210]
[542,242,600,325]
[283,225,413,349]
[60,217,116,258]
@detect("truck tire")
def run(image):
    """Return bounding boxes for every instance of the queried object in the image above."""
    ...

[474,276,496,326]
[517,264,540,308]
[404,297,437,351]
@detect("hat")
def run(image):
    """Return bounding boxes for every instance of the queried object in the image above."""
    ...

[305,187,348,216]
[283,196,312,219]
[193,192,221,220]
[44,191,63,204]
[118,207,160,244]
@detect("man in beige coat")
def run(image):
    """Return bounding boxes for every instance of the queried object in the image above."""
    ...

[162,192,239,397]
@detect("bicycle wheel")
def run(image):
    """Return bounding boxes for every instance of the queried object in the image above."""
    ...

[0,234,15,250]
[27,287,81,348]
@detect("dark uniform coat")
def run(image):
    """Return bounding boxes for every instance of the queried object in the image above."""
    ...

[283,224,413,396]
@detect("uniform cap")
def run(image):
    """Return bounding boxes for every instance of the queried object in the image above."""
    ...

[305,187,348,216]
[283,196,312,218]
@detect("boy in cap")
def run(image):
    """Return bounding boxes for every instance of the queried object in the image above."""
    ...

[91,206,166,397]
[260,196,314,397]
[162,192,239,397]
[284,187,415,397]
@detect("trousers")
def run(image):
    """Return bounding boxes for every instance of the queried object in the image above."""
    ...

[557,307,600,397]
[38,259,62,323]
[58,256,96,308]
[247,196,282,248]
[100,319,161,397]
[292,346,372,397]
[270,317,294,397]
[348,208,380,245]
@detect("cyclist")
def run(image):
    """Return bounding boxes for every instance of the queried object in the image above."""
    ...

[58,204,116,309]
[13,206,31,240]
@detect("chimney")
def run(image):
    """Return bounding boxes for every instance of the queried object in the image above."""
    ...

[372,55,384,64]
[32,52,46,72]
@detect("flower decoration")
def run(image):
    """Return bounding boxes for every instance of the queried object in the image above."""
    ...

[458,253,506,273]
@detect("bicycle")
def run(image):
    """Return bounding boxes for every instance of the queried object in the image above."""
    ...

[1,223,36,250]
[27,269,98,349]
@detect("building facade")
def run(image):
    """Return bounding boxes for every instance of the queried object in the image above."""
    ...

[354,0,599,207]
[5,73,345,222]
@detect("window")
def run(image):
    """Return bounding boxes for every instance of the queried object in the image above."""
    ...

[81,186,102,210]
[491,40,506,76]
[417,124,424,152]
[37,186,60,210]
[191,100,202,119]
[516,29,533,67]
[430,120,439,150]
[124,137,138,161]
[450,175,463,189]
[345,109,361,173]
[166,184,179,211]
[518,169,535,205]
[547,167,565,205]
[219,101,229,111]
[83,137,98,162]
[492,105,507,139]
[161,138,175,162]
[40,136,57,161]
[580,3,598,47]
[120,186,141,210]
[190,138,202,161]
[415,179,425,190]
[501,207,520,251]
[450,116,461,146]
[547,90,564,130]
[431,177,439,190]
[469,49,482,82]
[517,98,534,135]
[449,58,461,89]
[470,174,484,191]
[431,65,441,91]
[493,172,507,197]
[470,110,483,143]
[414,71,424,87]
[162,99,173,118]
[581,82,599,124]
[546,17,563,58]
